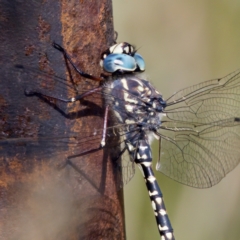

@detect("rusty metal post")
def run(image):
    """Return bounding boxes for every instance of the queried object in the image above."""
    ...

[0,1,125,239]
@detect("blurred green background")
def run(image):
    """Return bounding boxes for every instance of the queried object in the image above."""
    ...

[113,1,240,240]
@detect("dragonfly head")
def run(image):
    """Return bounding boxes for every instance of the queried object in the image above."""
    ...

[100,42,145,73]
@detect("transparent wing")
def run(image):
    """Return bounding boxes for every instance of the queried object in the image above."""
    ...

[157,69,240,188]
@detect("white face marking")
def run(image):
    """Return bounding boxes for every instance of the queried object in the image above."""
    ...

[115,101,119,106]
[124,46,129,53]
[151,200,156,210]
[149,190,158,196]
[152,102,156,108]
[147,175,156,183]
[112,43,125,53]
[99,59,103,67]
[71,97,76,102]
[109,44,118,53]
[155,197,162,205]
[159,209,167,215]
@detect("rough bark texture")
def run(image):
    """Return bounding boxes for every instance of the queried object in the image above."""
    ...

[0,1,125,239]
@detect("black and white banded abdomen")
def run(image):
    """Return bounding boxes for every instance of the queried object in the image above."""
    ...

[127,134,175,240]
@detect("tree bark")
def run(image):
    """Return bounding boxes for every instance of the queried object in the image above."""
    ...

[0,1,125,239]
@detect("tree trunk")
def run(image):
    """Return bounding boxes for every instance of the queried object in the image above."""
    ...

[0,1,125,239]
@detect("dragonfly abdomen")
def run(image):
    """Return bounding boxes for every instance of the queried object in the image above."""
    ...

[128,134,175,240]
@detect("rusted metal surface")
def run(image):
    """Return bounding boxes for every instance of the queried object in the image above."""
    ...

[0,0,125,239]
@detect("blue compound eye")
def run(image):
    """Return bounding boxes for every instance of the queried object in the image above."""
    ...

[133,53,145,72]
[102,53,137,73]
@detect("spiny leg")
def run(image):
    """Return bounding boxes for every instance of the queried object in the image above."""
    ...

[135,137,175,240]
[59,115,108,173]
[59,106,110,172]
[25,86,102,103]
[52,42,103,82]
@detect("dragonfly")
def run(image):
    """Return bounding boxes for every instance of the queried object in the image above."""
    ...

[1,41,240,240]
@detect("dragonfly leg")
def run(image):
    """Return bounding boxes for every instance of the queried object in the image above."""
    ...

[25,86,103,104]
[52,42,103,82]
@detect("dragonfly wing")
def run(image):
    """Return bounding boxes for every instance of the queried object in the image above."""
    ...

[157,69,240,188]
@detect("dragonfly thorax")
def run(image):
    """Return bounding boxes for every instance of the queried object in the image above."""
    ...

[105,76,165,136]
